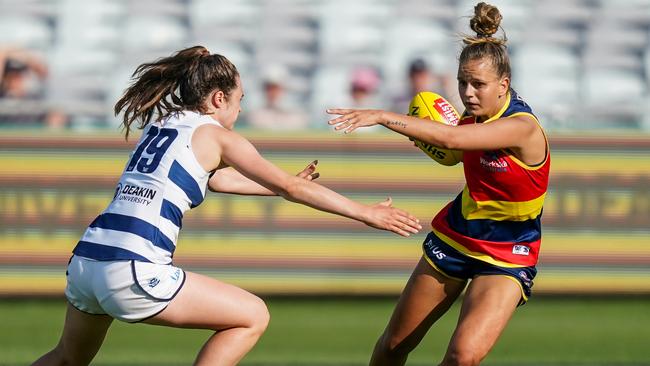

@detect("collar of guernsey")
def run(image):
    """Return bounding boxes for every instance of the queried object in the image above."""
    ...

[73,111,223,264]
[431,89,551,268]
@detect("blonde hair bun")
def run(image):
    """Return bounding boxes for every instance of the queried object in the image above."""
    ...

[470,2,502,38]
[463,2,506,46]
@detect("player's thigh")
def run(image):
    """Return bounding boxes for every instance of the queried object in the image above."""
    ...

[58,302,114,362]
[382,256,467,348]
[445,275,521,362]
[144,271,269,331]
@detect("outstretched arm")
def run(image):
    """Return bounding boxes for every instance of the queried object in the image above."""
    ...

[327,109,545,164]
[208,161,320,196]
[197,126,421,237]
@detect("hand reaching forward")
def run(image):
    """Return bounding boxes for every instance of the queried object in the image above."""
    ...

[363,197,422,237]
[296,160,320,181]
[327,108,386,134]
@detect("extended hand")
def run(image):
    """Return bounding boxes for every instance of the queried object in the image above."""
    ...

[296,160,320,181]
[327,108,386,134]
[364,197,422,237]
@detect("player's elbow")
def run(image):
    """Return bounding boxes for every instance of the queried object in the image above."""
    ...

[430,129,460,150]
[207,179,223,193]
[207,176,236,194]
[277,176,307,201]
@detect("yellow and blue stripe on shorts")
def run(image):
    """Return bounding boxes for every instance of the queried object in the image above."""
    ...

[422,231,537,305]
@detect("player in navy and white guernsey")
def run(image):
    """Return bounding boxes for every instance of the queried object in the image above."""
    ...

[33,46,421,366]
[328,3,550,366]
[74,111,218,265]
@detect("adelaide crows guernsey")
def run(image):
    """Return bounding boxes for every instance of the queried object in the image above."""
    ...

[431,89,550,267]
[73,111,220,264]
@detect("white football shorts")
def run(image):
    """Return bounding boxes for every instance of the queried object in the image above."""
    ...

[65,255,186,322]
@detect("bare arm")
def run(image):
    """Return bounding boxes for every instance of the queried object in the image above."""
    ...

[208,161,320,196]
[328,109,546,165]
[194,125,421,237]
[208,166,275,195]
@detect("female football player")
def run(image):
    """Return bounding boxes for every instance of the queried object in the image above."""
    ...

[32,46,421,366]
[328,3,550,365]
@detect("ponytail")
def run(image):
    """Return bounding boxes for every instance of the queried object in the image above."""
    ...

[115,46,239,140]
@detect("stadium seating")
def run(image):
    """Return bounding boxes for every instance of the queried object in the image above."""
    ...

[1,0,649,129]
[0,15,52,51]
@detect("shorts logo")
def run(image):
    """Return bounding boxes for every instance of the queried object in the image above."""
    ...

[425,240,447,260]
[148,277,160,288]
[170,269,181,281]
[512,245,530,256]
[518,271,532,287]
[431,246,446,260]
[518,271,530,281]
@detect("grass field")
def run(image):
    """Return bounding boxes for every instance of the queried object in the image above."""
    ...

[1,297,649,366]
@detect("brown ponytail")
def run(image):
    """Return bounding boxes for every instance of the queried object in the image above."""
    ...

[115,45,239,140]
[459,2,511,79]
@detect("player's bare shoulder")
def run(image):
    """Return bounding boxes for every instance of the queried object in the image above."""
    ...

[193,122,243,148]
[191,123,231,171]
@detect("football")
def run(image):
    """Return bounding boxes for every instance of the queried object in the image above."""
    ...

[407,92,463,166]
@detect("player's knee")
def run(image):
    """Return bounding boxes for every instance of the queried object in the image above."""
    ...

[441,347,481,366]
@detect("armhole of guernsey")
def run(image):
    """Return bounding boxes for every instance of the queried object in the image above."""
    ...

[186,117,225,176]
[503,112,549,171]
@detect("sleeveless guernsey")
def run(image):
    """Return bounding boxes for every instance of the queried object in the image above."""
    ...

[73,111,220,264]
[431,89,550,267]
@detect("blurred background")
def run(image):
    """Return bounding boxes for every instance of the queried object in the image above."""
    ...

[0,0,649,365]
[1,0,650,130]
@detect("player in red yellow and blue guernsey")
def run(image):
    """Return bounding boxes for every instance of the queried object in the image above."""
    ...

[328,2,549,365]
[429,85,548,302]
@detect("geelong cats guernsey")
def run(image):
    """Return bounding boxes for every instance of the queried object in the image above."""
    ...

[74,111,220,264]
[431,89,550,267]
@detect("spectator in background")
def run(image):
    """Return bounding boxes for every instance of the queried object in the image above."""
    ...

[348,66,382,110]
[391,58,460,114]
[339,66,384,132]
[247,64,308,130]
[0,47,67,128]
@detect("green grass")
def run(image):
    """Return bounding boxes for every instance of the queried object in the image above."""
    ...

[1,297,649,365]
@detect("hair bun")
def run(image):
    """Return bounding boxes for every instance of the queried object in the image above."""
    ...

[470,2,502,38]
[198,47,210,57]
